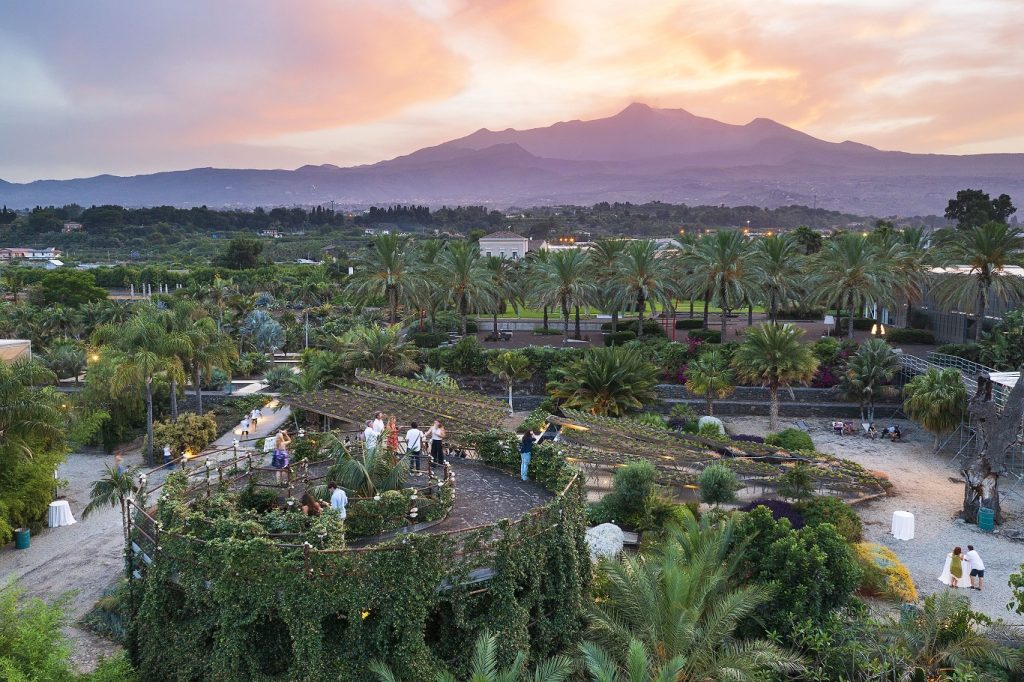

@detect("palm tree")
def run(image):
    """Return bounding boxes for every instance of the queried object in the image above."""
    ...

[547,345,659,416]
[684,350,735,416]
[370,630,573,682]
[326,434,407,497]
[582,510,803,682]
[92,313,168,465]
[484,256,520,339]
[0,359,63,460]
[684,232,760,338]
[590,239,627,332]
[838,338,900,423]
[487,351,534,413]
[812,234,889,338]
[184,317,237,415]
[755,235,805,323]
[82,463,140,542]
[930,222,1024,341]
[612,239,676,339]
[535,249,595,340]
[882,592,1022,680]
[346,233,420,324]
[44,341,86,386]
[330,325,419,374]
[894,227,931,328]
[525,249,553,330]
[732,323,819,431]
[438,241,498,336]
[902,368,966,448]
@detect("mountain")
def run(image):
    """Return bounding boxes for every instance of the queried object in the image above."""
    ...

[2,103,1023,215]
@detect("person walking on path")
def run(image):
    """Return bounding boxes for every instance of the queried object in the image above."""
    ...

[428,420,447,466]
[406,421,425,474]
[240,415,251,436]
[328,481,348,520]
[519,429,535,482]
[250,407,261,427]
[965,545,985,591]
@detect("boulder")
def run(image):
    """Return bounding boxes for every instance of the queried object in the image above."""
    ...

[697,415,725,435]
[585,523,625,562]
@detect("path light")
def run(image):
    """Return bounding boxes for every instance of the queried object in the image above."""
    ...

[205,458,213,470]
[232,438,239,448]
[373,495,381,501]
[871,323,886,337]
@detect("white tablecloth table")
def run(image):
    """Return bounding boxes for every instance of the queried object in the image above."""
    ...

[47,500,76,528]
[891,510,914,540]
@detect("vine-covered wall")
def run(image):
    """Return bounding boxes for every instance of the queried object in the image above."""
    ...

[128,468,590,681]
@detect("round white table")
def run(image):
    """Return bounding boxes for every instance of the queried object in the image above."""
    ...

[891,510,914,540]
[47,500,76,528]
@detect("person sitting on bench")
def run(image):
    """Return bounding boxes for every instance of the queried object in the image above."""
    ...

[832,421,845,436]
[843,422,856,435]
[866,423,878,439]
[890,425,902,442]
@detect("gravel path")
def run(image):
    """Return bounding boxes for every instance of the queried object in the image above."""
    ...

[723,415,1024,625]
[0,399,289,672]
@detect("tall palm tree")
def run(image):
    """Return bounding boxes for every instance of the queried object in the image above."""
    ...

[0,359,63,460]
[438,241,498,336]
[930,222,1024,341]
[684,350,735,416]
[535,249,595,340]
[590,239,628,332]
[525,249,553,330]
[811,234,889,339]
[547,345,659,416]
[755,235,805,323]
[346,233,420,325]
[612,239,675,339]
[487,350,534,413]
[484,256,520,339]
[44,341,86,386]
[902,368,966,448]
[82,463,140,542]
[92,312,168,465]
[732,323,819,431]
[330,324,419,374]
[185,316,236,415]
[684,232,760,338]
[894,227,931,328]
[838,338,900,423]
[582,509,803,682]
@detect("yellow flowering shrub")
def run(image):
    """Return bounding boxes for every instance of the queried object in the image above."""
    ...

[854,542,917,603]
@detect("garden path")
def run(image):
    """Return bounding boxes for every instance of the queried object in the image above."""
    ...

[0,398,287,672]
[427,458,552,533]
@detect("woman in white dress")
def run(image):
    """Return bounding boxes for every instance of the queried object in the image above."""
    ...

[937,547,964,588]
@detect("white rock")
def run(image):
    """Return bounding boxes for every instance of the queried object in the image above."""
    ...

[698,415,725,435]
[585,523,625,562]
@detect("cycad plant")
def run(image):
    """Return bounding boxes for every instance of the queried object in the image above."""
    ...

[731,323,818,431]
[838,338,900,423]
[902,368,966,448]
[83,463,141,542]
[684,350,735,416]
[547,345,659,416]
[581,509,803,681]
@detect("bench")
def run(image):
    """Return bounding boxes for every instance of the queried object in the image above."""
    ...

[795,420,809,432]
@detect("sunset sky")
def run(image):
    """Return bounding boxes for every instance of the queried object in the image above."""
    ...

[2,0,1023,182]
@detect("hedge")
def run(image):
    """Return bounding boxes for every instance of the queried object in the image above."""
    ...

[935,343,982,363]
[675,319,705,330]
[765,428,815,452]
[410,332,447,348]
[600,319,666,336]
[687,329,721,343]
[604,331,637,346]
[885,328,935,344]
[532,327,562,336]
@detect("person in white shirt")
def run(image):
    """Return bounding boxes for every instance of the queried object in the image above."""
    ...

[428,420,446,466]
[328,482,348,520]
[240,416,250,436]
[405,421,425,473]
[363,420,378,452]
[965,545,985,591]
[250,407,261,426]
[372,412,385,435]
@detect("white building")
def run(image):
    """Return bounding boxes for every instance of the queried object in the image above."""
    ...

[62,221,83,233]
[0,247,61,261]
[479,231,529,260]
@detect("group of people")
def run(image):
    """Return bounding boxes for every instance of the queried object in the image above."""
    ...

[298,481,349,520]
[239,407,262,436]
[939,545,986,591]
[361,411,448,473]
[865,423,902,441]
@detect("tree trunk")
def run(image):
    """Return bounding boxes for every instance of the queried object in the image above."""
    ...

[459,295,467,336]
[389,286,397,325]
[962,464,1000,524]
[508,384,514,413]
[492,312,499,340]
[706,395,714,416]
[719,286,728,340]
[768,384,780,431]
[170,378,178,422]
[702,289,710,328]
[747,302,753,327]
[543,306,549,329]
[145,379,154,466]
[611,309,618,333]
[561,298,570,339]
[194,366,203,414]
[573,305,581,340]
[974,284,987,341]
[847,293,856,339]
[636,294,646,339]
[905,299,913,328]
[689,298,694,319]
[770,292,777,323]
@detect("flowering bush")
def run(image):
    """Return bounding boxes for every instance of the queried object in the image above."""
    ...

[811,366,839,388]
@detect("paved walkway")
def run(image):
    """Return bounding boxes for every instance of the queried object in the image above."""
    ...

[428,459,552,533]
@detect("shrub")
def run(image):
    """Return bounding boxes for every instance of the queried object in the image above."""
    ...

[909,307,931,330]
[738,499,805,529]
[697,463,740,505]
[603,330,637,346]
[778,463,816,501]
[765,428,814,452]
[589,460,658,529]
[237,483,276,514]
[236,351,270,376]
[698,421,725,438]
[345,489,410,537]
[409,332,447,348]
[632,412,668,429]
[811,337,842,367]
[601,319,665,336]
[263,366,295,391]
[153,412,219,457]
[667,403,697,428]
[775,306,824,320]
[730,434,765,444]
[448,336,488,375]
[687,329,721,343]
[885,328,935,344]
[518,406,549,434]
[675,318,705,330]
[853,542,917,602]
[935,343,982,363]
[799,495,862,542]
[532,327,562,336]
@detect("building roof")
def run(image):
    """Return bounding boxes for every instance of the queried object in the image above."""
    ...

[480,231,525,240]
[930,265,1024,278]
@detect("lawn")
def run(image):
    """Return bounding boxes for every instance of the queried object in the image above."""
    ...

[488,300,766,319]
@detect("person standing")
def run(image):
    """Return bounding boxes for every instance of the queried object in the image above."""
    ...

[300,491,322,516]
[363,420,378,452]
[372,411,385,435]
[273,430,292,483]
[406,421,425,473]
[519,429,535,482]
[428,420,447,466]
[250,407,261,427]
[328,481,348,520]
[385,415,400,454]
[965,545,985,591]
[240,415,251,436]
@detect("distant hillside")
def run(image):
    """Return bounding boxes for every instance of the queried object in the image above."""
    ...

[2,103,1022,215]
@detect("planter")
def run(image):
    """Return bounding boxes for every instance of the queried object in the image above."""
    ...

[14,527,30,550]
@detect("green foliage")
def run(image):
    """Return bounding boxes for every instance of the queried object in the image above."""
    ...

[346,490,414,537]
[765,428,815,452]
[152,412,218,456]
[235,351,270,376]
[214,236,264,269]
[811,337,843,366]
[675,318,705,330]
[1010,563,1024,615]
[799,495,863,542]
[37,269,108,307]
[630,412,667,429]
[944,188,1016,229]
[885,328,936,344]
[603,330,636,346]
[331,324,420,374]
[731,322,818,430]
[546,345,659,417]
[518,406,550,434]
[262,365,296,391]
[853,542,917,603]
[697,463,740,505]
[687,328,721,343]
[980,308,1024,370]
[589,460,657,528]
[684,350,734,415]
[409,331,447,348]
[468,430,575,493]
[839,337,900,422]
[778,463,816,501]
[903,368,966,444]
